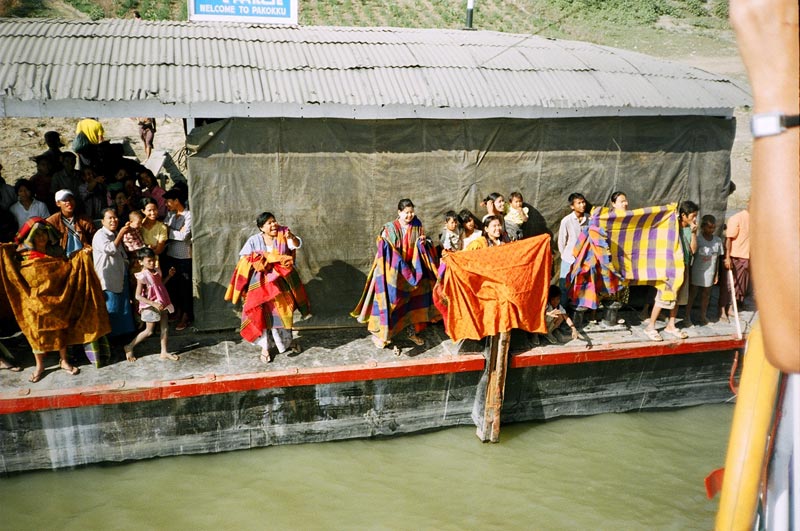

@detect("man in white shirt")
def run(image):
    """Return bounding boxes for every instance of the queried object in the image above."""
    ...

[162,187,193,330]
[557,192,588,309]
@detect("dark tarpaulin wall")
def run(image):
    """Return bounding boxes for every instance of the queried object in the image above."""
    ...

[186,116,734,331]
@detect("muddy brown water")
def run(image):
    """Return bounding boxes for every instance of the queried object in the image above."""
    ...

[0,403,732,529]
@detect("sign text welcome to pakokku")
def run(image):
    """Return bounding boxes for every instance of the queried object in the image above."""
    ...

[188,0,298,24]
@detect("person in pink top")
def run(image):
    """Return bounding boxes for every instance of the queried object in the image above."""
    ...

[718,204,750,321]
[124,247,179,362]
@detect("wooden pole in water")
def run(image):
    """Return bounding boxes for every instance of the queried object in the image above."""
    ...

[727,268,743,340]
[476,331,510,443]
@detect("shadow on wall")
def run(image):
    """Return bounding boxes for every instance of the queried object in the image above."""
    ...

[522,203,552,240]
[300,260,368,329]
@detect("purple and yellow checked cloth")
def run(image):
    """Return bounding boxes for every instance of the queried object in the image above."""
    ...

[568,204,685,308]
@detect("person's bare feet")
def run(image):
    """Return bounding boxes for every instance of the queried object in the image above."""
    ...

[407,329,424,346]
[719,312,729,323]
[160,352,179,361]
[29,369,44,383]
[124,344,137,362]
[260,350,272,364]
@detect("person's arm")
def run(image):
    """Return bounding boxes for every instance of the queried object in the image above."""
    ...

[285,228,302,249]
[723,237,733,270]
[557,218,567,255]
[731,0,800,372]
[95,230,118,255]
[565,314,579,339]
[688,220,698,255]
[167,211,191,241]
[134,276,162,311]
[113,224,129,248]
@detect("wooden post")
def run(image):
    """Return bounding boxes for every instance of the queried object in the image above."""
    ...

[476,331,510,442]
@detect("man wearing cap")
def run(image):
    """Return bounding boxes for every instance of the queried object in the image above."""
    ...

[46,189,95,257]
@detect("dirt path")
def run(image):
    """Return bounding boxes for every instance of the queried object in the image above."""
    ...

[42,0,89,19]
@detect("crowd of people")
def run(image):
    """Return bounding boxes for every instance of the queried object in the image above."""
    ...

[348,190,751,351]
[0,121,191,381]
[0,127,753,378]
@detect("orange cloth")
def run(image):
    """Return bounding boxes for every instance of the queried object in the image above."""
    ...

[726,210,750,259]
[0,243,111,352]
[436,234,551,341]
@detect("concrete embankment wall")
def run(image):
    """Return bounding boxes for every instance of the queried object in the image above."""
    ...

[0,371,481,474]
[0,337,743,475]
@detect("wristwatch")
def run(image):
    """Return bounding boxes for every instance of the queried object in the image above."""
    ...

[750,112,800,138]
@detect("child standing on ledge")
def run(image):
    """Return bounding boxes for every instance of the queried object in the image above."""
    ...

[686,214,724,326]
[125,247,179,362]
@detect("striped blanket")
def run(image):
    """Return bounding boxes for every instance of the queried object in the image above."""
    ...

[568,204,685,308]
[225,252,311,344]
[351,218,441,344]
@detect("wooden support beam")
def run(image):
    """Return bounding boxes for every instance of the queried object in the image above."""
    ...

[476,332,510,442]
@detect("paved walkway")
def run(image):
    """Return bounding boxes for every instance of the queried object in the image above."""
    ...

[0,300,756,395]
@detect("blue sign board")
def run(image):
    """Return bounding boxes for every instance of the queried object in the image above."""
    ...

[189,0,297,25]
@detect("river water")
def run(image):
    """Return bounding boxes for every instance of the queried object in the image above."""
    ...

[1,404,731,530]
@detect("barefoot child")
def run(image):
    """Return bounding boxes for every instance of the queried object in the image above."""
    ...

[686,215,724,325]
[544,285,580,344]
[124,248,179,362]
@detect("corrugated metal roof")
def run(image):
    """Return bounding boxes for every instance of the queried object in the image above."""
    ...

[0,18,750,119]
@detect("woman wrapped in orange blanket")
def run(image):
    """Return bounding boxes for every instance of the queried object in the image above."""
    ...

[0,217,110,382]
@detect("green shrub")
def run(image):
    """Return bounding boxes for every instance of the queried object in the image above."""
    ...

[711,0,729,19]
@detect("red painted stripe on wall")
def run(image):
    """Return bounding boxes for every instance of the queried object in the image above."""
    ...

[0,336,745,415]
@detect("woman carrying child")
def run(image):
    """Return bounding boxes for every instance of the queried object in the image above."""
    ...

[124,248,179,362]
[352,199,440,352]
[140,199,168,262]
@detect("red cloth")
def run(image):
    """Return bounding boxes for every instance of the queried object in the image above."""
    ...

[435,235,551,341]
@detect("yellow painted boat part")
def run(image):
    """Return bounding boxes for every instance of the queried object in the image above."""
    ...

[716,322,781,531]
